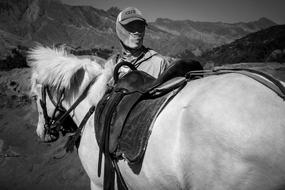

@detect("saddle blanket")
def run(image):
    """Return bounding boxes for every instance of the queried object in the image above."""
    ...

[115,92,170,163]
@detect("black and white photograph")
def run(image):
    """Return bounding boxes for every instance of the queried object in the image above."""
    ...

[0,0,285,189]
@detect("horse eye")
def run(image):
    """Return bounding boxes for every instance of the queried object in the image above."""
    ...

[32,95,38,101]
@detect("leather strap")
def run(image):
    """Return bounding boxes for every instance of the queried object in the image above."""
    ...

[216,68,285,100]
[97,89,141,190]
[187,68,285,100]
[113,159,128,190]
[109,91,143,153]
[97,91,125,190]
[46,87,66,112]
[53,78,96,128]
[65,105,96,152]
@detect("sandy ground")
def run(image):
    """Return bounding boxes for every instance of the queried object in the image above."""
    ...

[0,63,284,190]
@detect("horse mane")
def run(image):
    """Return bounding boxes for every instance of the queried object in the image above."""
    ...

[29,45,114,103]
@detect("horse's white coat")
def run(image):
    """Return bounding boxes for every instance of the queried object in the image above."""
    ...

[30,46,285,190]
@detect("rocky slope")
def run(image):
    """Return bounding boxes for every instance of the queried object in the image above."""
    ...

[152,17,276,55]
[0,0,276,58]
[201,25,285,66]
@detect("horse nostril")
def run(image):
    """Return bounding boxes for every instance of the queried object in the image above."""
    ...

[44,123,50,130]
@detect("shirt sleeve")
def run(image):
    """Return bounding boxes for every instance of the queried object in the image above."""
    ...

[136,55,169,78]
[159,57,168,76]
[151,56,169,78]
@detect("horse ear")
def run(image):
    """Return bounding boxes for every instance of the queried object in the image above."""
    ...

[69,67,85,91]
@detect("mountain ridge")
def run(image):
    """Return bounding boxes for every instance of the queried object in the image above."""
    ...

[0,0,277,58]
[200,24,285,66]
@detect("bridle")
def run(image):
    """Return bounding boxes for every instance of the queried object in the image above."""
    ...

[38,78,97,142]
[39,85,68,140]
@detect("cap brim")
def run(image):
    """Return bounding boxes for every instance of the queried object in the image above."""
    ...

[120,17,146,25]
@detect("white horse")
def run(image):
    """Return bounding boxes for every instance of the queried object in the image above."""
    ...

[29,45,285,190]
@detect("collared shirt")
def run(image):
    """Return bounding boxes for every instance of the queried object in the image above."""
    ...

[116,46,168,78]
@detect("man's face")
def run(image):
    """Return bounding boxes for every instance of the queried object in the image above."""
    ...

[123,20,146,49]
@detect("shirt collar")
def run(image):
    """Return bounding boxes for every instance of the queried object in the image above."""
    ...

[120,46,147,63]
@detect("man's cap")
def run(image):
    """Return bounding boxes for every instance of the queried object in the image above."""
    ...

[117,7,146,25]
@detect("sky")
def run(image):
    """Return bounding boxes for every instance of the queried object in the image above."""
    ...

[61,0,285,24]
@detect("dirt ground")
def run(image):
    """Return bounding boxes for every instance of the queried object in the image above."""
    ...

[0,63,284,190]
[0,68,89,190]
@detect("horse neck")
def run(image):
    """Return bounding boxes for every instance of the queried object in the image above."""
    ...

[67,71,112,168]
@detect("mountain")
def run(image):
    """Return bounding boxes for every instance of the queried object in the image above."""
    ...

[150,17,276,55]
[200,25,285,66]
[0,0,277,59]
[0,29,29,56]
[0,0,118,56]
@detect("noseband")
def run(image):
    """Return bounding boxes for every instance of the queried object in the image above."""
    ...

[38,79,97,142]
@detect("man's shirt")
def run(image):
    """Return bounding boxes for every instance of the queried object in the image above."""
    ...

[116,46,168,78]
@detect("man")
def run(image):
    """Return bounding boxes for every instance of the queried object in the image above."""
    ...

[114,7,169,78]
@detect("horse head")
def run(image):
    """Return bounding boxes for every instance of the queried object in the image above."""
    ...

[30,73,53,141]
[29,45,114,142]
[30,77,78,141]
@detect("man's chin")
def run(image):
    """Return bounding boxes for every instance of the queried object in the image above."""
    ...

[129,43,143,49]
[122,40,143,51]
[127,44,139,49]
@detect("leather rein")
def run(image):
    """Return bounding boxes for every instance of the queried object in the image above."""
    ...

[187,68,285,101]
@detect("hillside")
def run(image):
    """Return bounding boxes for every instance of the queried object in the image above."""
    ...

[0,0,276,59]
[200,25,285,66]
[151,17,276,55]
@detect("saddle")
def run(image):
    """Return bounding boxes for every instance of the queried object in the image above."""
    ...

[95,59,202,152]
[94,59,203,190]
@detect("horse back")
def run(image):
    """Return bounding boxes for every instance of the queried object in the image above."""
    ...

[138,73,285,189]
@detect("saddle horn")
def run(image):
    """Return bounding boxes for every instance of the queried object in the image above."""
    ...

[113,61,137,83]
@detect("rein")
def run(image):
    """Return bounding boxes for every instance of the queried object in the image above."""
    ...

[39,78,97,142]
[46,87,66,112]
[39,86,65,139]
[186,68,285,100]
